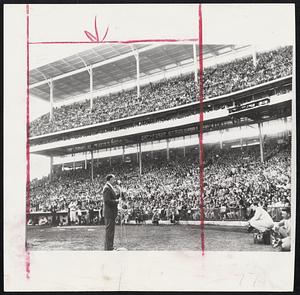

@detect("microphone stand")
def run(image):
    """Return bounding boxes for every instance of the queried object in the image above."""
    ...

[117,185,127,249]
[118,185,127,251]
[119,193,123,246]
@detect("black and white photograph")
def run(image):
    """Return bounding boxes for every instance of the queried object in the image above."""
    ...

[4,3,296,291]
[27,42,293,252]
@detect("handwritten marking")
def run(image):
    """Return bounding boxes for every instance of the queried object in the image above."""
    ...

[84,16,109,43]
[29,38,198,45]
[26,3,31,280]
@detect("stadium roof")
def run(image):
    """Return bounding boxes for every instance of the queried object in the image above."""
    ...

[29,43,249,102]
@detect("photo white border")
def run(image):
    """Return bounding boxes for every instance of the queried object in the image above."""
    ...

[4,4,296,291]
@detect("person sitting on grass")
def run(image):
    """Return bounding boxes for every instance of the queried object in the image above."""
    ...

[247,201,274,233]
[272,207,291,251]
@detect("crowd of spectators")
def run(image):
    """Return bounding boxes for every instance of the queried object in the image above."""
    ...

[30,46,293,136]
[29,140,291,225]
[203,142,291,221]
[30,82,292,147]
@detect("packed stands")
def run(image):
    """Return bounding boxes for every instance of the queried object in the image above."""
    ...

[30,46,293,137]
[29,140,291,224]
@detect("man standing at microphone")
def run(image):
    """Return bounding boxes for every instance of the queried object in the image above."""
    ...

[103,174,121,251]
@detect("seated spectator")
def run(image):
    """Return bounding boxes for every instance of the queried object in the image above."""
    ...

[39,216,48,226]
[247,201,274,233]
[29,141,291,226]
[30,46,293,137]
[272,207,291,251]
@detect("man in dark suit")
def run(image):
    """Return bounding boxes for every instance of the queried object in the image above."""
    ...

[103,174,120,251]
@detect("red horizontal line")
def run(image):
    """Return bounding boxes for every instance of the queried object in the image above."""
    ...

[29,38,198,45]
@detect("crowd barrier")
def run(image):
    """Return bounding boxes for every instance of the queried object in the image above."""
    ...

[26,206,286,226]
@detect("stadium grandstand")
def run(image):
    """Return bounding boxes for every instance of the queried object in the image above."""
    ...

[28,42,292,231]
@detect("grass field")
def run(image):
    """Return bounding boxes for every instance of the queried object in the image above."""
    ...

[26,224,278,251]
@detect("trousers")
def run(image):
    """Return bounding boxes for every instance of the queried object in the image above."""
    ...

[104,217,115,251]
[250,219,274,232]
[281,236,291,251]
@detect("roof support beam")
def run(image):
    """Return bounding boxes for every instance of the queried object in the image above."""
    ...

[91,150,94,181]
[29,44,162,90]
[138,141,142,175]
[132,46,140,98]
[34,69,55,119]
[32,69,53,112]
[49,79,54,120]
[49,155,53,182]
[90,66,93,109]
[258,122,264,163]
[77,55,94,109]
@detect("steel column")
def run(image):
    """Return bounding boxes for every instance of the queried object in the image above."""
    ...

[138,142,142,175]
[89,66,93,109]
[122,145,125,162]
[49,156,53,182]
[91,150,94,180]
[166,138,170,161]
[136,52,140,97]
[240,126,243,149]
[258,122,264,163]
[220,130,223,149]
[49,79,54,120]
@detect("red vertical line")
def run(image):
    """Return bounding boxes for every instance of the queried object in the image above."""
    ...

[25,3,31,279]
[198,4,205,255]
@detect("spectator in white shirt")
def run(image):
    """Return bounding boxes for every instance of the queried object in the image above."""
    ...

[272,207,291,251]
[68,200,77,225]
[247,201,274,232]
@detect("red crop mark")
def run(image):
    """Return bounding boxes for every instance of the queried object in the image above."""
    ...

[25,4,204,261]
[26,4,31,279]
[25,250,30,279]
[198,4,205,255]
[29,38,198,45]
[84,16,109,43]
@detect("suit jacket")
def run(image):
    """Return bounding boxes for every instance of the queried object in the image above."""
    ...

[103,183,119,219]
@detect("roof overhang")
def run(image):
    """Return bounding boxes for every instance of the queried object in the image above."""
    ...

[30,43,249,102]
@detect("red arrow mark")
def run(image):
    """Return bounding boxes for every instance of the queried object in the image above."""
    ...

[84,16,109,43]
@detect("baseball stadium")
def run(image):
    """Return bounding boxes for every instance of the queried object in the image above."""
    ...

[27,43,293,251]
